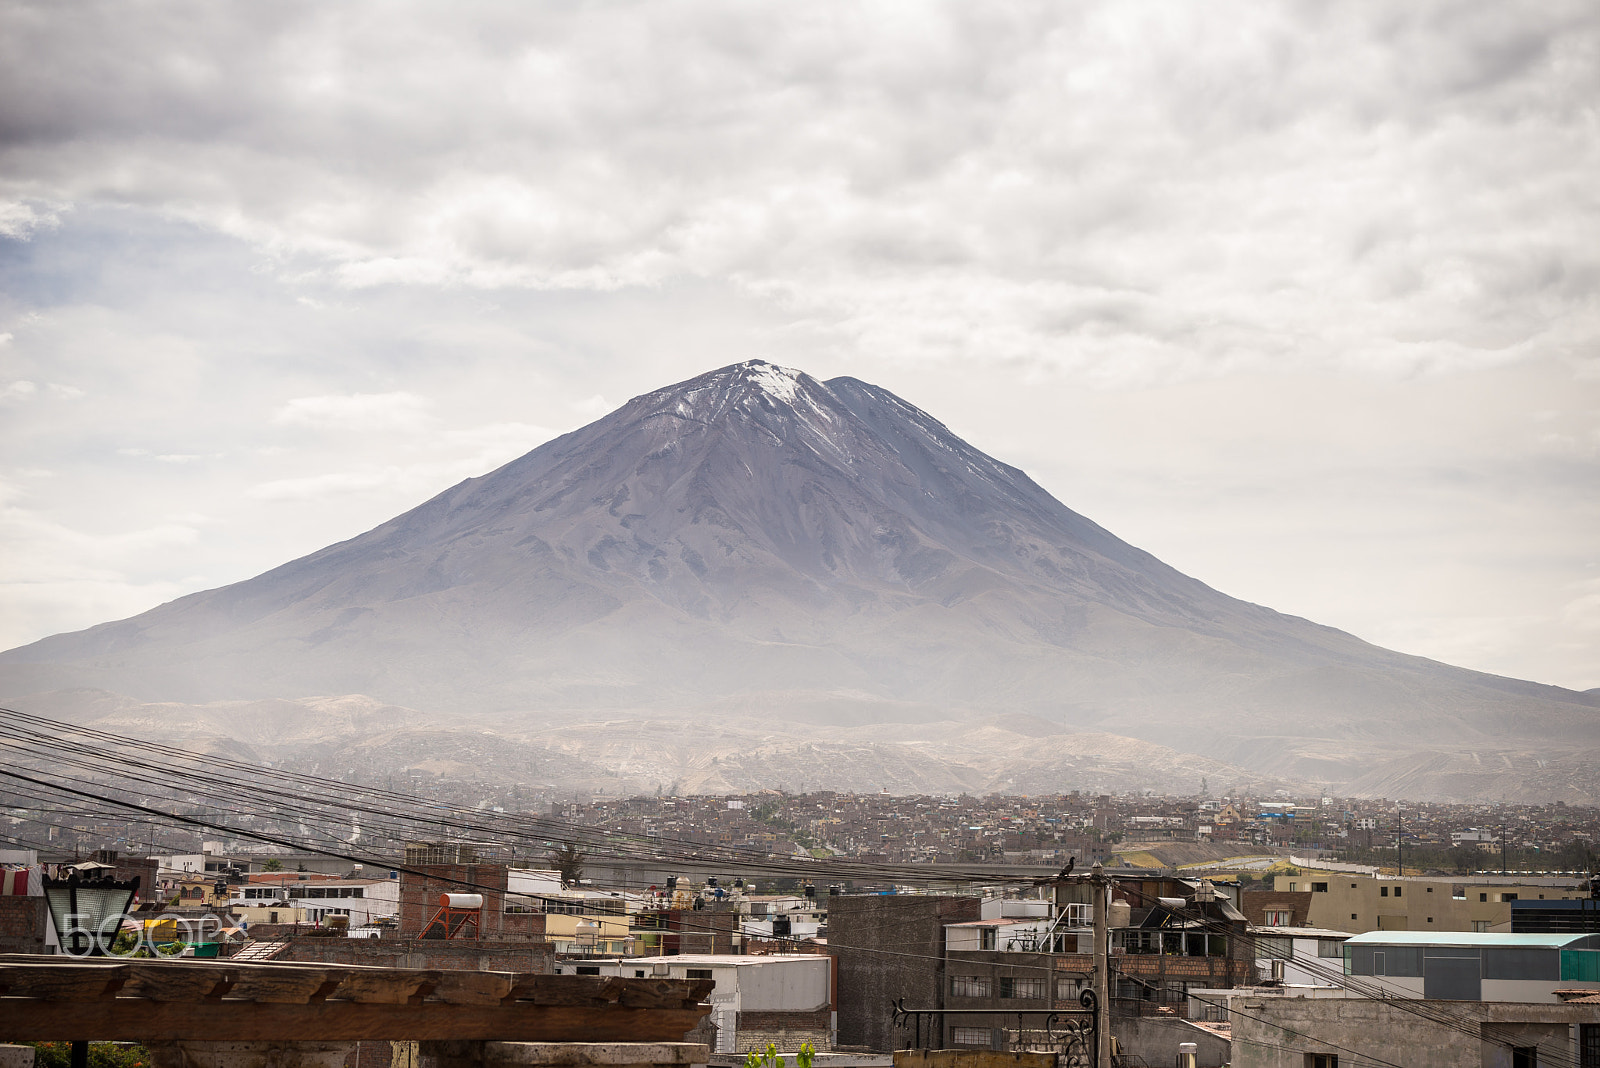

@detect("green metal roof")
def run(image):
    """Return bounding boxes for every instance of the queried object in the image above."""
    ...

[1344,931,1600,949]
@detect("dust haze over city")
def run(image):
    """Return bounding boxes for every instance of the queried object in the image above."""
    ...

[1,2,1597,809]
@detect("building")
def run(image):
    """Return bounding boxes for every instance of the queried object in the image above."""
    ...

[1512,896,1600,934]
[553,953,834,1055]
[830,894,981,1051]
[1342,931,1600,1002]
[1247,926,1352,986]
[1228,991,1600,1068]
[1270,872,1594,933]
[543,913,633,956]
[398,861,544,939]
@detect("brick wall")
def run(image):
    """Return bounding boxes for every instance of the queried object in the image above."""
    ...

[0,896,48,953]
[398,864,511,938]
[830,894,981,1052]
[1239,891,1312,927]
[733,1026,832,1054]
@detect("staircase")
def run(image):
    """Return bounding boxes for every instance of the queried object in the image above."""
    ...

[231,938,289,961]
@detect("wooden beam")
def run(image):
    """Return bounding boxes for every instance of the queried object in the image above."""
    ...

[0,999,708,1042]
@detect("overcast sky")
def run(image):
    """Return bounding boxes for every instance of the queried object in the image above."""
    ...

[1,1,1596,691]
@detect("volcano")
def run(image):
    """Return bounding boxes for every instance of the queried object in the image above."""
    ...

[2,361,1595,798]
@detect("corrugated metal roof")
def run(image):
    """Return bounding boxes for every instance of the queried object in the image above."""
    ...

[1344,931,1600,948]
[1245,926,1353,938]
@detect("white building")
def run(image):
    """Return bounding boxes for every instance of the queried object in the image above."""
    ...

[231,877,399,926]
[1246,926,1351,986]
[554,953,833,1055]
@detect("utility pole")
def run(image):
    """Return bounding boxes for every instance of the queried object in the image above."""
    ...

[1092,862,1110,1068]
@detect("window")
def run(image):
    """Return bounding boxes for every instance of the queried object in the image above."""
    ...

[1256,936,1292,960]
[1481,893,1489,902]
[1306,1055,1338,1068]
[952,1028,991,1048]
[633,970,644,978]
[575,966,600,975]
[1473,920,1491,932]
[1580,1023,1600,1068]
[1380,887,1389,897]
[685,969,713,980]
[998,977,1045,999]
[1453,886,1465,899]
[1394,887,1402,898]
[1317,939,1344,958]
[1351,914,1358,921]
[1502,893,1518,902]
[1426,887,1433,893]
[1512,1047,1537,1068]
[1265,910,1293,926]
[1055,977,1081,1001]
[980,929,997,950]
[1311,882,1328,893]
[1289,882,1297,891]
[951,975,992,998]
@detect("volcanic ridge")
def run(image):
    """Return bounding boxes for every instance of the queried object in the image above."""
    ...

[3,361,1595,801]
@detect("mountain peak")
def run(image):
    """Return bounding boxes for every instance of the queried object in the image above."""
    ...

[5,361,1596,805]
[729,359,805,401]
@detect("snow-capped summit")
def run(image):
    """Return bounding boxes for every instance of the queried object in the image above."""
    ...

[3,361,1595,800]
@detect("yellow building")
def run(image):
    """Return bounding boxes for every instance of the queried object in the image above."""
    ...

[1270,872,1591,934]
[542,914,633,955]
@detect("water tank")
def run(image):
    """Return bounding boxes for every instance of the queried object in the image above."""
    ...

[440,893,483,908]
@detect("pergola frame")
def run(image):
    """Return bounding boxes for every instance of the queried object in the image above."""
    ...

[0,955,712,1043]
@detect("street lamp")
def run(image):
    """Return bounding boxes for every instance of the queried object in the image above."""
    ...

[42,872,142,1068]
[43,872,142,957]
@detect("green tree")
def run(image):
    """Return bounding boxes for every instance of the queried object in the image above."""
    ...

[549,841,585,886]
[260,858,283,872]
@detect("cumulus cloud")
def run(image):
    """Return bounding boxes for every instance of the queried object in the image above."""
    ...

[0,1,1594,382]
[0,0,1596,688]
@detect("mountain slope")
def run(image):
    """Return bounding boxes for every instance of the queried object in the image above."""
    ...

[2,361,1594,790]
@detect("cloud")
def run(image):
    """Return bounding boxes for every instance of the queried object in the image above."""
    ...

[1560,579,1600,633]
[0,200,63,240]
[0,1,1592,384]
[248,421,556,502]
[271,391,432,430]
[0,0,1595,693]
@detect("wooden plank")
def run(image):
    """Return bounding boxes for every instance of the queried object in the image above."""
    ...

[504,975,621,1007]
[426,972,516,1006]
[121,965,238,1002]
[613,979,714,1010]
[0,965,130,1001]
[0,998,709,1042]
[224,966,349,1004]
[331,970,440,1005]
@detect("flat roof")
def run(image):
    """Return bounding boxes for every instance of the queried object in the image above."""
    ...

[568,953,826,967]
[1344,932,1600,949]
[1245,926,1353,939]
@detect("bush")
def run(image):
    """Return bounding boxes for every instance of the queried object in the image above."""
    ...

[744,1043,815,1068]
[16,1043,151,1068]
